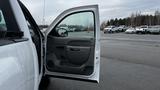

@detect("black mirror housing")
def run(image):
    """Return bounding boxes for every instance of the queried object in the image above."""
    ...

[57,27,68,37]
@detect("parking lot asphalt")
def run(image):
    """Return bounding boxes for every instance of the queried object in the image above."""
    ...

[45,33,160,90]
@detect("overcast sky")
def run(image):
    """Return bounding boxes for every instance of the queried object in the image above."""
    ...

[21,0,160,25]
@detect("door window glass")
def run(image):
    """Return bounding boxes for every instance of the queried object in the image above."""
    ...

[0,9,7,38]
[0,10,7,31]
[56,12,94,38]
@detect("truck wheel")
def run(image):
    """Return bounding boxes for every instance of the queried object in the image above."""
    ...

[39,76,50,90]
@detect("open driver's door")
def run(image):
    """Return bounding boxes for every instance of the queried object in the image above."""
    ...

[44,5,100,83]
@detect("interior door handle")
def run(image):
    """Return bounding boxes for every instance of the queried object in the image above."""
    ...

[70,48,80,51]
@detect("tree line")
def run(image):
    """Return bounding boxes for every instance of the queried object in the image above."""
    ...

[101,10,160,30]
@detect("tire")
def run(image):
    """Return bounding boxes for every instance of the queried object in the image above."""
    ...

[39,76,50,90]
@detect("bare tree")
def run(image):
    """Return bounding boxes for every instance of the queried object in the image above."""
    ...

[100,21,106,30]
[130,13,135,26]
[155,10,160,25]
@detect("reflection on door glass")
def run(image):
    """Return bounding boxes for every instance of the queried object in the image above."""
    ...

[0,9,7,38]
[0,10,7,31]
[56,12,94,38]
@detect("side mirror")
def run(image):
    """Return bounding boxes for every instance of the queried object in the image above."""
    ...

[56,27,68,37]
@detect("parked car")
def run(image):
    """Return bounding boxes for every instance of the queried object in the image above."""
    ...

[125,27,136,34]
[112,27,119,33]
[117,25,127,32]
[148,26,160,34]
[136,26,148,34]
[0,0,100,90]
[103,26,116,33]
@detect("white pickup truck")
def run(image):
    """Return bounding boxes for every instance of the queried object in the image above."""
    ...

[0,0,100,90]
